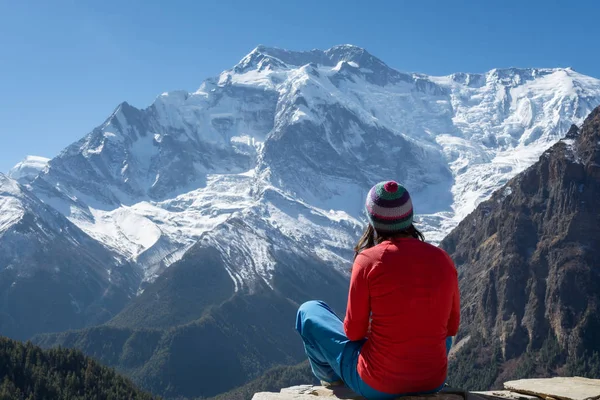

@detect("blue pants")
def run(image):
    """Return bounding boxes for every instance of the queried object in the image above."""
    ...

[295,300,452,400]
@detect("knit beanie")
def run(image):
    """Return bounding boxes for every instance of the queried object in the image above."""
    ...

[365,181,414,233]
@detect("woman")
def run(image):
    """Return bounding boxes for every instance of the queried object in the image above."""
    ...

[295,181,460,399]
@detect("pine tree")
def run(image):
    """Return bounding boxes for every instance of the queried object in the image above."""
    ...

[0,336,156,400]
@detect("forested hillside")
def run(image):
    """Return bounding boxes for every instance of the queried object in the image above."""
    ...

[0,336,155,400]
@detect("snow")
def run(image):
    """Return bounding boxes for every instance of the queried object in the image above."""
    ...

[8,155,50,184]
[231,135,256,146]
[0,174,31,234]
[62,170,258,280]
[0,173,120,286]
[0,173,24,196]
[9,155,49,171]
[226,68,288,90]
[332,61,345,72]
[198,185,360,293]
[561,138,583,163]
[22,45,600,291]
[130,131,159,171]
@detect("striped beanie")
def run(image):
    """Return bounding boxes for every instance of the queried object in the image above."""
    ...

[365,181,413,233]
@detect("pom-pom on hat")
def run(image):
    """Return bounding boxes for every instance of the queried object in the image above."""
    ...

[365,181,413,233]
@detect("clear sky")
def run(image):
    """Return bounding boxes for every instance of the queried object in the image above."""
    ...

[1,0,599,173]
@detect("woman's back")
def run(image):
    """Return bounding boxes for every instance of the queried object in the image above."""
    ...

[296,181,460,399]
[345,237,459,394]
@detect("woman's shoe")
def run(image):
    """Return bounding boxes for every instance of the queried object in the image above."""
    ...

[320,380,344,388]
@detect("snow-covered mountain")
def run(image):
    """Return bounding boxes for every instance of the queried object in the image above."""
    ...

[19,44,600,286]
[0,173,139,339]
[19,46,600,397]
[8,156,49,185]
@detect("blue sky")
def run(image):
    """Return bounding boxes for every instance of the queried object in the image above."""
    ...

[1,0,599,172]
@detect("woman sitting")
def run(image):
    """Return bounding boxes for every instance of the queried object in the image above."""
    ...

[295,181,460,399]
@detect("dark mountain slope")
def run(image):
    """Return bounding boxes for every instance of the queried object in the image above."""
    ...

[208,361,316,400]
[442,107,600,389]
[33,221,351,399]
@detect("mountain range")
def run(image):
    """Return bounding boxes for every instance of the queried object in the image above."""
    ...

[2,44,600,398]
[14,45,600,281]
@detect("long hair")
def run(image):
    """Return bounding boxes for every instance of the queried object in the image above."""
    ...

[353,224,425,260]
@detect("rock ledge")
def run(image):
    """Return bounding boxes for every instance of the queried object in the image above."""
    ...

[252,378,600,400]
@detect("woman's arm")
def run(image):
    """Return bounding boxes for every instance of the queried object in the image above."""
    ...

[447,260,461,337]
[344,255,371,341]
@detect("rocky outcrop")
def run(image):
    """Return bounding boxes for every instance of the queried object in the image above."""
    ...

[252,385,463,400]
[255,378,600,400]
[504,377,600,400]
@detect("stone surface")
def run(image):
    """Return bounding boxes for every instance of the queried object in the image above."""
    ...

[253,384,600,400]
[253,385,466,400]
[504,377,600,400]
[473,391,541,400]
[253,393,315,400]
[280,386,317,395]
[254,379,600,400]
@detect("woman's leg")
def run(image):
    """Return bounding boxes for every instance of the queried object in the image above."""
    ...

[295,300,390,399]
[339,341,400,400]
[295,300,348,383]
[296,302,453,399]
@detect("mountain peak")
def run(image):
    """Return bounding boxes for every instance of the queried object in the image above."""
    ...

[325,44,373,60]
[483,67,582,87]
[234,44,385,73]
[231,44,407,87]
[8,155,50,184]
[254,43,367,56]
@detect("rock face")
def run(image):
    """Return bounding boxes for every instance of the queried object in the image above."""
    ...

[441,107,600,386]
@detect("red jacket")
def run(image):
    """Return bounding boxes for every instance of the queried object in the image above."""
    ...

[344,237,460,394]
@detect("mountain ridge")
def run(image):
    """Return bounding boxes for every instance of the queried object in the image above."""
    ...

[0,173,139,339]
[24,48,600,278]
[440,106,600,389]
